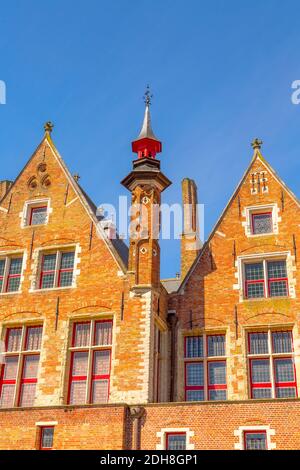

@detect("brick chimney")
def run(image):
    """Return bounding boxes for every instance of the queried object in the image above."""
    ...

[0,180,13,201]
[181,178,200,279]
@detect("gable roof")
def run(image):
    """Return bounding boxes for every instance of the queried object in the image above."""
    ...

[177,146,300,293]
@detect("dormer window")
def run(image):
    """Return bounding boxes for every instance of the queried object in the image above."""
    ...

[251,212,272,235]
[243,204,280,237]
[29,206,48,226]
[21,199,51,228]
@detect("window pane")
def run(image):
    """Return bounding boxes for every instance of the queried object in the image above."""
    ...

[6,276,21,292]
[245,432,267,450]
[276,387,296,398]
[269,280,288,297]
[58,271,73,287]
[42,254,57,271]
[252,213,272,235]
[251,359,270,383]
[91,379,109,403]
[167,434,186,450]
[274,358,295,383]
[249,332,268,354]
[26,326,42,350]
[72,352,88,376]
[186,390,204,401]
[185,336,203,358]
[0,259,5,276]
[41,427,54,449]
[30,207,47,225]
[246,283,264,299]
[74,323,90,347]
[41,273,55,289]
[209,389,227,401]
[19,383,36,407]
[207,335,225,356]
[3,356,18,380]
[93,350,110,376]
[0,384,15,408]
[186,362,204,386]
[94,321,113,346]
[245,263,264,280]
[272,332,292,354]
[9,258,22,275]
[252,388,272,399]
[69,381,86,405]
[60,252,75,270]
[267,260,287,279]
[6,328,22,352]
[208,362,226,385]
[22,355,39,379]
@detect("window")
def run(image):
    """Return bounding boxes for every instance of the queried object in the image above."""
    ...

[185,334,227,401]
[0,256,23,293]
[68,320,113,405]
[248,330,297,399]
[0,325,42,408]
[166,433,186,450]
[39,250,75,289]
[30,206,48,226]
[244,259,288,299]
[251,212,273,235]
[244,431,267,450]
[23,201,49,227]
[39,426,54,450]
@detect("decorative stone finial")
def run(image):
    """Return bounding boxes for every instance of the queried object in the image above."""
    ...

[251,138,263,150]
[73,173,80,182]
[143,84,152,106]
[44,121,54,134]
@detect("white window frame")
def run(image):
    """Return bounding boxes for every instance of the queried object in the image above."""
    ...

[20,199,52,228]
[242,203,280,238]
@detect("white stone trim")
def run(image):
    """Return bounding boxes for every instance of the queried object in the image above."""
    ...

[20,198,52,228]
[156,427,195,450]
[35,421,58,426]
[242,203,280,238]
[234,425,276,450]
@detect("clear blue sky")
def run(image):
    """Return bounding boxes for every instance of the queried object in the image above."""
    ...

[1,0,300,278]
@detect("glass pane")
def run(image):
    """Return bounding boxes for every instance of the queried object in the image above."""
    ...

[6,328,22,352]
[41,273,55,289]
[208,362,226,385]
[246,282,264,299]
[30,207,47,225]
[22,355,39,378]
[42,254,57,271]
[69,381,86,405]
[60,252,75,270]
[251,359,270,383]
[94,321,112,346]
[186,362,204,386]
[249,332,268,354]
[252,388,272,399]
[3,356,18,380]
[207,335,225,356]
[245,432,267,450]
[209,389,227,401]
[0,384,15,408]
[72,352,88,376]
[93,350,111,376]
[41,427,54,449]
[0,259,5,276]
[186,390,204,401]
[276,387,296,398]
[245,263,264,281]
[269,280,288,297]
[167,434,186,450]
[58,271,73,287]
[252,213,272,235]
[26,326,42,350]
[267,260,287,279]
[91,379,109,403]
[6,276,20,292]
[185,336,203,358]
[272,331,292,353]
[19,383,36,407]
[9,258,22,275]
[74,323,90,347]
[274,358,295,383]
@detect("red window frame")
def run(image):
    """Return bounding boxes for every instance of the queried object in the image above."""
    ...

[273,356,297,397]
[244,262,265,299]
[207,360,227,399]
[244,430,267,450]
[251,212,272,235]
[39,426,54,450]
[68,320,113,405]
[39,253,56,289]
[249,358,272,398]
[57,253,75,288]
[185,360,204,400]
[165,432,187,450]
[5,258,23,293]
[29,206,48,226]
[18,354,39,407]
[0,356,18,407]
[39,251,75,289]
[267,267,288,297]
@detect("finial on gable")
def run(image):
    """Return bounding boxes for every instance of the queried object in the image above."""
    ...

[143,84,153,106]
[44,121,54,134]
[251,138,263,150]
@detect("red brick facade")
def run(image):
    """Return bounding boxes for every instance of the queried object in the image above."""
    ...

[0,115,300,449]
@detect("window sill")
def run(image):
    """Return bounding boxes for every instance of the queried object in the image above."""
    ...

[242,296,290,302]
[29,286,75,293]
[0,291,21,296]
[247,233,275,238]
[22,223,48,229]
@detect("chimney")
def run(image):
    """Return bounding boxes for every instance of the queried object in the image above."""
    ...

[181,178,200,279]
[0,180,13,201]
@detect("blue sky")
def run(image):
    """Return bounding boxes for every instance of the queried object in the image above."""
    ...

[1,0,300,278]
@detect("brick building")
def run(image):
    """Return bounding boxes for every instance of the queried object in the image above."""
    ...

[0,98,300,450]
